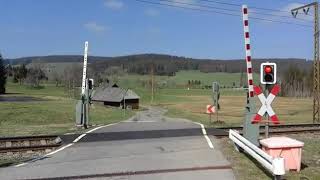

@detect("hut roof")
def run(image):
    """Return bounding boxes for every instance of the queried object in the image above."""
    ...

[92,87,140,102]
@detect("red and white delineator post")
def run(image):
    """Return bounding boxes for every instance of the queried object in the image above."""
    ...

[253,85,280,124]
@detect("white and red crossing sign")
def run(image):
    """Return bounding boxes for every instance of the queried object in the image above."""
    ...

[253,85,280,124]
[206,105,216,114]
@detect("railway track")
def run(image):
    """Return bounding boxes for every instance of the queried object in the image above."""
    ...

[0,135,62,154]
[216,123,320,137]
[1,123,319,152]
[217,123,320,130]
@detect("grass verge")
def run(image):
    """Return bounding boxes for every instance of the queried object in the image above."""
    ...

[164,95,313,127]
[218,134,320,180]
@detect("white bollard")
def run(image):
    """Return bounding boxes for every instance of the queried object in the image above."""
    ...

[272,157,285,176]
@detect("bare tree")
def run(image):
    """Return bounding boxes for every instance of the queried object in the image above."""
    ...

[63,64,82,98]
[13,64,27,84]
[25,64,47,87]
[102,66,124,83]
[280,65,313,97]
[51,70,63,87]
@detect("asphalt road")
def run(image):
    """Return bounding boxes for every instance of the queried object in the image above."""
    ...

[0,107,235,180]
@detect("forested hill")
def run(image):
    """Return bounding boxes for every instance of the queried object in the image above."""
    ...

[5,55,112,65]
[5,54,312,75]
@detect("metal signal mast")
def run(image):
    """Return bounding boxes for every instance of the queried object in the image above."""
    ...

[291,2,320,123]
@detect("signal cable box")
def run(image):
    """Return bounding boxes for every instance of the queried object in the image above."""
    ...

[260,137,304,172]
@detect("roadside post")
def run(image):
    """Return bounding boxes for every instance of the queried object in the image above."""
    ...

[123,88,129,117]
[212,82,220,122]
[206,105,215,122]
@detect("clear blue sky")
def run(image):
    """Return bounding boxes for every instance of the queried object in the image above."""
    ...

[0,0,315,59]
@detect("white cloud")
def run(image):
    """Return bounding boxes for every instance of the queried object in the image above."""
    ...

[84,22,107,33]
[145,8,159,17]
[170,0,197,7]
[159,0,197,8]
[104,0,124,10]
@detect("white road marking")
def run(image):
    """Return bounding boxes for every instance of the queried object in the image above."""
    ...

[85,123,116,133]
[14,143,74,167]
[45,143,74,156]
[193,122,214,149]
[73,134,86,143]
[204,135,214,149]
[15,163,27,167]
[15,123,118,168]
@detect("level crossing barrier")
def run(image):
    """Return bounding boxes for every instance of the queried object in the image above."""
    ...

[229,129,285,179]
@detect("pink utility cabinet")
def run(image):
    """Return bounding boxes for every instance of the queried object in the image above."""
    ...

[260,137,304,172]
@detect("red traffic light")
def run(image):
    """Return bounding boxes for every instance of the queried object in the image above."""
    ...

[260,62,277,84]
[264,66,272,73]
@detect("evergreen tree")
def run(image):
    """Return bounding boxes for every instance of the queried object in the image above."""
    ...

[0,54,7,94]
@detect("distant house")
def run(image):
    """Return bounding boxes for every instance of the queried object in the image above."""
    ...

[92,84,140,109]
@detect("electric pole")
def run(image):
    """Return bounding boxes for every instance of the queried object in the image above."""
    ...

[291,2,320,123]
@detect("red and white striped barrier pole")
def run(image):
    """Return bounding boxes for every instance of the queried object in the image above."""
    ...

[242,5,254,98]
[241,5,260,146]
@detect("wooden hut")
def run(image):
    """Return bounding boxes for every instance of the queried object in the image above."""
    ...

[92,85,140,109]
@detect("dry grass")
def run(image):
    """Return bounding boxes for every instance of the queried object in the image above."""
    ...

[165,94,313,126]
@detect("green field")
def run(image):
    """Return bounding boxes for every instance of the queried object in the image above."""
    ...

[94,70,313,126]
[117,70,259,88]
[170,71,259,87]
[0,82,134,137]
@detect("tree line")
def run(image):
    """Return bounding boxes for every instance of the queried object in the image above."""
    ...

[2,53,315,97]
[9,54,311,76]
[280,64,313,97]
[7,64,47,87]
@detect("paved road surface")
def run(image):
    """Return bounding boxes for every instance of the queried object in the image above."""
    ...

[0,107,235,180]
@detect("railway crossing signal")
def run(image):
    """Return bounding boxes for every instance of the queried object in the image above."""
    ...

[88,79,94,90]
[253,85,280,125]
[260,62,277,84]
